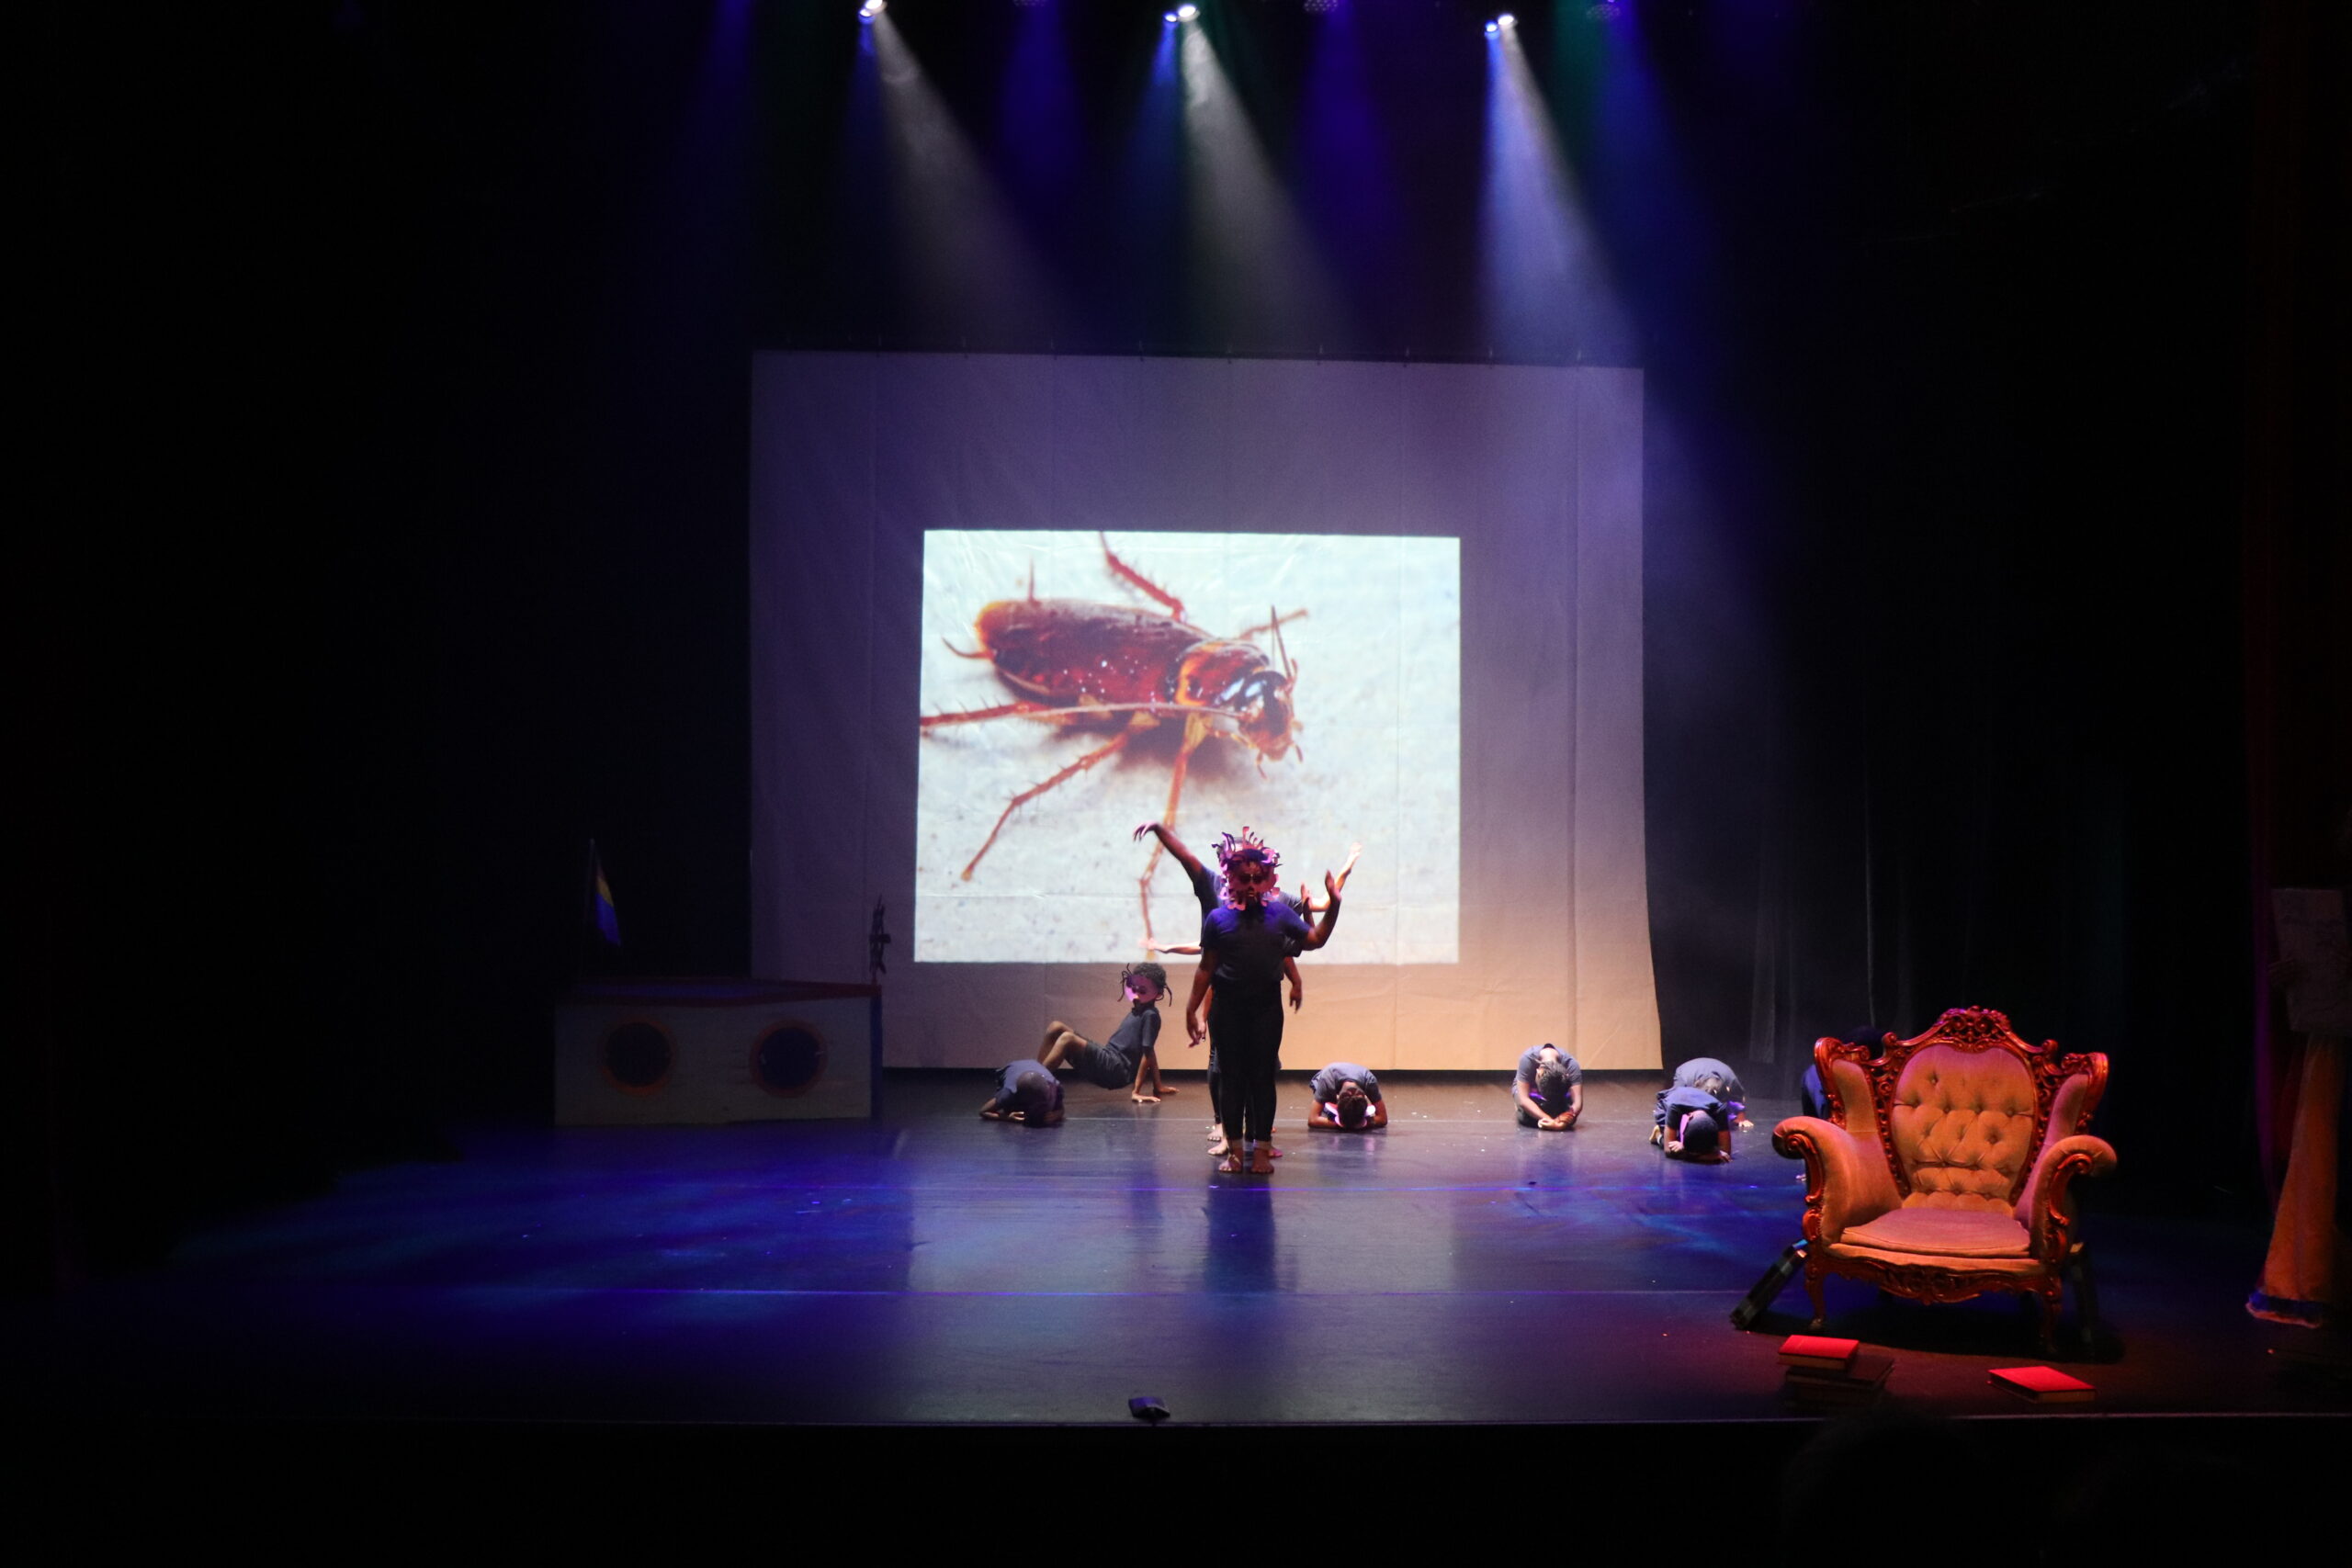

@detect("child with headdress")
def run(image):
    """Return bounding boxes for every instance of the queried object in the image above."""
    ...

[1184,827,1345,1174]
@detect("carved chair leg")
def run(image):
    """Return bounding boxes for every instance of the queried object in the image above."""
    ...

[2030,1284,2060,1356]
[1803,1264,1827,1331]
[2065,1244,2104,1353]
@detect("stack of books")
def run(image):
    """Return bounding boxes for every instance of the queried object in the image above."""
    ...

[1987,1365,2096,1404]
[1779,1335,1894,1409]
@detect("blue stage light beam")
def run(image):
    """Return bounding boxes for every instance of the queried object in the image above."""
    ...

[1481,13,1633,363]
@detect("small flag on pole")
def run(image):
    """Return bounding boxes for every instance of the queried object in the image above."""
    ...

[588,840,621,947]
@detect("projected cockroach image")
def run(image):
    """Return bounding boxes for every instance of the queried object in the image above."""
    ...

[921,532,1306,909]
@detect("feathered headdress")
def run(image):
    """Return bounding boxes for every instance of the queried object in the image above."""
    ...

[1214,827,1282,908]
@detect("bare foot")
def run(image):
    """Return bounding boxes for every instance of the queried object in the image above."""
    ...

[1155,1085,1179,1096]
[1216,1154,1243,1175]
[1209,1134,1229,1157]
[1250,1145,1275,1175]
[1649,1125,1665,1147]
[1265,1144,1284,1158]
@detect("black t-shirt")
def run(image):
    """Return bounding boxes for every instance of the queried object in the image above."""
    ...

[1201,899,1309,995]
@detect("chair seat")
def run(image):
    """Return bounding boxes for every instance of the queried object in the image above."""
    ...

[1841,1206,2031,1258]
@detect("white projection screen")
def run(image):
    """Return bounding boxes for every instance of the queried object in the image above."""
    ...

[752,352,1659,1072]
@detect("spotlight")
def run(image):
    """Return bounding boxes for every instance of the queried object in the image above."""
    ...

[859,0,884,18]
[1486,11,1515,33]
[1165,3,1197,22]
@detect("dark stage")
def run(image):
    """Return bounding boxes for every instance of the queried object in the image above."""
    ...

[23,1075,2340,1432]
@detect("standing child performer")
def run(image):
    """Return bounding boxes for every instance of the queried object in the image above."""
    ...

[1186,828,1342,1176]
[1139,826,1353,1154]
[1037,963,1175,1102]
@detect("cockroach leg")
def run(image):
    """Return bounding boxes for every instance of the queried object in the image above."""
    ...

[1135,712,1210,944]
[960,717,1146,881]
[1099,531,1187,622]
[941,637,991,660]
[921,700,1069,730]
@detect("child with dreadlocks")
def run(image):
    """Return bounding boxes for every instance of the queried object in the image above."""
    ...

[1037,962,1177,1103]
[1185,828,1343,1175]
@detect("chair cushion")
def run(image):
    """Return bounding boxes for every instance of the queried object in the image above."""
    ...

[1840,1206,2032,1258]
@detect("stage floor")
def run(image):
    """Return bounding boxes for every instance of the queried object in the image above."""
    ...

[20,1074,2349,1428]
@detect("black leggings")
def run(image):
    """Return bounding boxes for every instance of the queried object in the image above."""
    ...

[1211,990,1283,1144]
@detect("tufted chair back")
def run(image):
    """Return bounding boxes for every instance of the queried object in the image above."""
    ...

[1891,1043,2039,1212]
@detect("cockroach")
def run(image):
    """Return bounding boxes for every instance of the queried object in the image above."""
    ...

[922,533,1306,912]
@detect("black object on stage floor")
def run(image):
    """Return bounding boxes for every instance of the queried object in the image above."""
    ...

[1732,1240,1808,1331]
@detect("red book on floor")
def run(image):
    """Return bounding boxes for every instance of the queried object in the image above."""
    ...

[1779,1334,1860,1371]
[1786,1351,1893,1387]
[1989,1365,2096,1403]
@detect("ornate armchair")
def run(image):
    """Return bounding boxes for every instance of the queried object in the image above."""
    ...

[1772,1006,2116,1349]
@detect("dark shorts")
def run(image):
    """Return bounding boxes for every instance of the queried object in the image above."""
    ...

[1069,1041,1136,1090]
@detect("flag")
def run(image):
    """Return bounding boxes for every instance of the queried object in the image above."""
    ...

[588,840,621,947]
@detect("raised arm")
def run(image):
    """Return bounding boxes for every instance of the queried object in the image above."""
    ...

[1135,821,1210,885]
[1297,872,1343,951]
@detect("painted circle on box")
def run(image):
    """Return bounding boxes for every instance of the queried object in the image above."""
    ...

[752,1022,825,1097]
[601,1021,673,1095]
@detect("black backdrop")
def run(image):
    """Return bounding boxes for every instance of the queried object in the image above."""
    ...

[21,0,2346,1281]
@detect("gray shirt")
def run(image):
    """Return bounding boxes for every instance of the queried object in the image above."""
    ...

[994,1059,1062,1114]
[1308,1062,1382,1103]
[1670,1056,1745,1110]
[1104,1005,1162,1067]
[1514,1046,1584,1089]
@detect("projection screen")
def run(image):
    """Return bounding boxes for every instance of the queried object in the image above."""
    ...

[752,352,1658,1072]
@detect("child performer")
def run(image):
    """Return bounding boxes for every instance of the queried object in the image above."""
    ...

[1648,1057,1754,1147]
[1037,963,1175,1103]
[1136,822,1324,1155]
[978,1059,1064,1126]
[1185,828,1342,1175]
[1306,1063,1388,1133]
[1654,1058,1751,1162]
[1513,1043,1583,1130]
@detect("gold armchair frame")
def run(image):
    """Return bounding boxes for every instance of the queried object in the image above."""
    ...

[1773,1006,2115,1349]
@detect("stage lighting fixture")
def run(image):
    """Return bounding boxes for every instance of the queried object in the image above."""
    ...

[1169,4,1198,21]
[859,0,885,19]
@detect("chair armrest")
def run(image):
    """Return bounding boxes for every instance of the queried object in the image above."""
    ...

[2015,1134,2117,1261]
[1773,1115,1899,1246]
